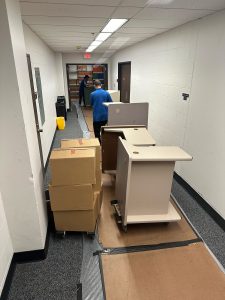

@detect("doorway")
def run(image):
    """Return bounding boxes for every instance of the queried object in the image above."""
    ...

[66,63,108,109]
[118,61,131,103]
[26,54,45,174]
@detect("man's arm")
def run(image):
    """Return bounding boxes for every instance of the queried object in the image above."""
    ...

[106,92,113,102]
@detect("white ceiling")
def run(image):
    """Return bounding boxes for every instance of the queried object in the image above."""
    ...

[20,0,225,55]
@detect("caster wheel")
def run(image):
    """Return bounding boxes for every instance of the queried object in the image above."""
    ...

[55,231,66,238]
[87,232,95,239]
[111,199,118,205]
[122,225,127,232]
[114,213,122,224]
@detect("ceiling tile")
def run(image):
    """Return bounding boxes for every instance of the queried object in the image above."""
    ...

[39,32,97,37]
[148,0,225,10]
[20,0,121,6]
[23,16,108,27]
[124,18,183,29]
[30,24,101,33]
[121,0,148,7]
[42,37,93,42]
[20,3,115,18]
[113,32,154,38]
[134,7,215,20]
[111,6,142,18]
[118,27,164,34]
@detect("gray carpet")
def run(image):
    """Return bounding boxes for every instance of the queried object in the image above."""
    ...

[7,233,82,300]
[172,179,225,269]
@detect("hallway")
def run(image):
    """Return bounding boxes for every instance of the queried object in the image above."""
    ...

[4,105,225,300]
[1,1,225,299]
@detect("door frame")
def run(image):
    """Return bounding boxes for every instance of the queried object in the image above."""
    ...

[26,54,45,174]
[118,61,131,102]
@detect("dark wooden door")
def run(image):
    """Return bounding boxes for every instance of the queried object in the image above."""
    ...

[118,62,131,103]
[26,54,44,174]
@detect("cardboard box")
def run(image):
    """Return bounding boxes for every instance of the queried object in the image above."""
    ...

[94,167,102,192]
[61,138,100,167]
[90,131,95,139]
[95,190,103,211]
[49,184,94,211]
[53,192,100,232]
[50,148,96,186]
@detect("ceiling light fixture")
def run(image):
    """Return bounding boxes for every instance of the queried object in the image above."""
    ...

[102,19,128,33]
[95,32,112,42]
[90,40,103,46]
[86,45,97,52]
[85,18,128,53]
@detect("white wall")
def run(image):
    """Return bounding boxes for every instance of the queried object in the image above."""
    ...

[0,0,47,254]
[0,192,13,296]
[55,53,65,96]
[23,23,59,164]
[62,52,109,108]
[110,10,225,219]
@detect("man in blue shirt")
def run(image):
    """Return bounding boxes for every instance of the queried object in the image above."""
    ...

[79,75,89,106]
[90,80,112,142]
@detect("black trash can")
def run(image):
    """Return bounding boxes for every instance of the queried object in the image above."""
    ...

[57,96,66,104]
[56,96,67,120]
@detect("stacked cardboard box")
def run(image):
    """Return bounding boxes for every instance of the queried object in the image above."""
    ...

[61,138,102,192]
[49,146,101,233]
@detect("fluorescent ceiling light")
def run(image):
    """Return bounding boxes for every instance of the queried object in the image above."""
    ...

[102,19,128,33]
[86,45,97,52]
[85,19,127,53]
[96,32,112,42]
[90,40,103,46]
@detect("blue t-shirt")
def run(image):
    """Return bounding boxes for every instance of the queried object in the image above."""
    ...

[90,88,112,122]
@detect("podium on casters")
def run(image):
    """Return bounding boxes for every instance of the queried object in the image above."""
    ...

[115,138,192,230]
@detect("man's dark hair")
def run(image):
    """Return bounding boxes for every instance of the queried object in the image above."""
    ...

[84,75,89,79]
[94,80,102,87]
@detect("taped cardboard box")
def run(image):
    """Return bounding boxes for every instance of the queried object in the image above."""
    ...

[50,148,96,186]
[53,192,100,232]
[90,131,95,139]
[95,190,103,211]
[49,184,94,211]
[61,138,100,167]
[94,167,102,192]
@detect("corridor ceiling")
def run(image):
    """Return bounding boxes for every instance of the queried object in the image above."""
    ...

[20,0,225,56]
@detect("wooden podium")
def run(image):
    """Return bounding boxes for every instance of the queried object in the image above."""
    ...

[115,138,192,229]
[101,126,156,172]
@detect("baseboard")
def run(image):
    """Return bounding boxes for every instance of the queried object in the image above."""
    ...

[1,257,16,300]
[14,247,46,264]
[44,127,57,174]
[174,172,225,231]
[1,227,50,299]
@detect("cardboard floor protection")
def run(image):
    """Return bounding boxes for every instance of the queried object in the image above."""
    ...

[82,107,93,118]
[98,186,197,248]
[101,243,225,300]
